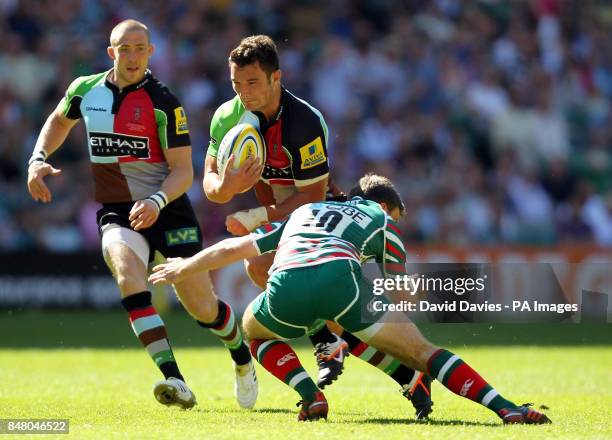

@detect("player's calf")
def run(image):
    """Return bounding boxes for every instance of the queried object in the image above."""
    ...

[366,322,551,424]
[250,339,324,421]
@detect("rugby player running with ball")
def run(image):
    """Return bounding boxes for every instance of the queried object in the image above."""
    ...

[202,35,432,418]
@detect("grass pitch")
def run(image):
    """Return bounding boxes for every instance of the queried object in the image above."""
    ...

[0,311,610,439]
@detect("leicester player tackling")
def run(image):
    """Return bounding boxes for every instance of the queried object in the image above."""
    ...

[150,173,551,424]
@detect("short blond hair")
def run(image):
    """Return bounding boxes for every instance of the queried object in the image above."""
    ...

[109,19,150,46]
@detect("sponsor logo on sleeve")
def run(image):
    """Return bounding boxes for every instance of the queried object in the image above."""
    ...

[174,107,189,135]
[299,137,327,169]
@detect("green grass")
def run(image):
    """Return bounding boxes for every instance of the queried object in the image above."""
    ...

[1,347,611,439]
[0,311,610,438]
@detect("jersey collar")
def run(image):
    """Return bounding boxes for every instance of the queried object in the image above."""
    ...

[105,69,152,93]
[253,87,287,130]
[272,87,288,122]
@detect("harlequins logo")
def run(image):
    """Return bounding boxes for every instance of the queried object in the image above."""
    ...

[127,106,146,132]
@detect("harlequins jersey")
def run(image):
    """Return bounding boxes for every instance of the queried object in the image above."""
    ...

[60,69,191,203]
[208,88,329,203]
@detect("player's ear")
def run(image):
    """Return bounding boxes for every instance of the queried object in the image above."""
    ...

[148,43,155,57]
[272,69,281,84]
[379,202,389,215]
[107,46,116,61]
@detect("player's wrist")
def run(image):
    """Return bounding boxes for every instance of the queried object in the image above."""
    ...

[220,172,240,196]
[233,206,269,232]
[146,191,169,212]
[28,149,48,167]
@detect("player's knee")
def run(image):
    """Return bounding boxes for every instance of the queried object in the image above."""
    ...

[174,275,219,322]
[241,305,257,340]
[114,272,146,295]
[245,259,268,289]
[183,294,219,323]
[201,299,221,323]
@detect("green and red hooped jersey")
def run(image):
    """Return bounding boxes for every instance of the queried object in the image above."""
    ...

[207,88,329,203]
[251,197,407,277]
[60,70,191,203]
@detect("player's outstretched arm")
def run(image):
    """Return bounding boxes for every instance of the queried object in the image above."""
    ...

[149,235,258,285]
[27,105,78,203]
[130,146,193,231]
[202,154,263,204]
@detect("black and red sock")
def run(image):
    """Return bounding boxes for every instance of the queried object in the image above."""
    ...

[121,291,183,380]
[197,300,251,365]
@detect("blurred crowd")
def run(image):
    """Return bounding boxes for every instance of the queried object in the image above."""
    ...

[1,0,611,251]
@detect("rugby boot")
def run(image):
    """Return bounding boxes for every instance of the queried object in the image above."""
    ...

[401,372,434,420]
[153,377,197,410]
[314,334,349,389]
[499,403,552,424]
[234,360,258,409]
[297,391,328,421]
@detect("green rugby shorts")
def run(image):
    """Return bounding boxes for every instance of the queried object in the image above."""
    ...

[251,259,387,340]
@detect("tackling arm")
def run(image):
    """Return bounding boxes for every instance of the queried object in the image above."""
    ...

[149,235,259,285]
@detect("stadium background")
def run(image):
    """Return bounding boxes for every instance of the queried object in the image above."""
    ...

[0,2,610,438]
[0,1,610,340]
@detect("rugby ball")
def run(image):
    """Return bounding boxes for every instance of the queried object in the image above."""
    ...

[217,123,266,188]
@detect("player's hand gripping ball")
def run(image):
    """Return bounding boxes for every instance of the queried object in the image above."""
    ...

[217,123,266,193]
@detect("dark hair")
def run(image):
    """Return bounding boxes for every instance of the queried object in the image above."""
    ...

[229,35,280,75]
[348,173,405,215]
